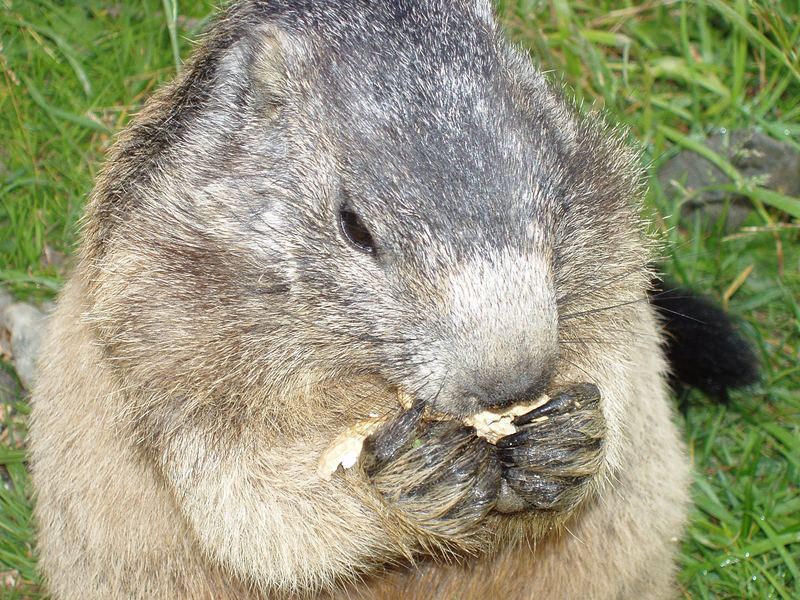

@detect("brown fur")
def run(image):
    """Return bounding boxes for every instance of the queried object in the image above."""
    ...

[30,1,690,598]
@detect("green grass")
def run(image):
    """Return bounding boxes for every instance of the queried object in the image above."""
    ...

[1,0,798,598]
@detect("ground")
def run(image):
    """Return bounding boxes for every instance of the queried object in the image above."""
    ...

[0,1,797,598]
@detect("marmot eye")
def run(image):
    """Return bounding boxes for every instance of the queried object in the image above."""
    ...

[338,205,376,255]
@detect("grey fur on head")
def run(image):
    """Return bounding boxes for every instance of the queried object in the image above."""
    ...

[84,0,646,419]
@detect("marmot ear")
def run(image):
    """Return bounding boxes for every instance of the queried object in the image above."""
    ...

[245,27,294,110]
[216,25,301,116]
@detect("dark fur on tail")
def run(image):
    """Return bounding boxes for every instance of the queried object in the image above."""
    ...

[649,279,759,401]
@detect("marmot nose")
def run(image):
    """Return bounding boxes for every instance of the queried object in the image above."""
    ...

[442,366,553,416]
[473,374,548,411]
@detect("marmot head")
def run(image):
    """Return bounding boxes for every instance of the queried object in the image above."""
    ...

[82,0,648,433]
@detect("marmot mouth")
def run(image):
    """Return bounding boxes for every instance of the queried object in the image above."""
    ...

[395,388,552,445]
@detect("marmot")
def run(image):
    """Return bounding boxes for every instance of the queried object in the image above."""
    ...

[29,1,754,598]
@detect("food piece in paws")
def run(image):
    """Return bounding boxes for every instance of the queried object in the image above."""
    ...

[317,391,550,478]
[317,416,389,480]
[400,387,552,443]
[464,395,550,444]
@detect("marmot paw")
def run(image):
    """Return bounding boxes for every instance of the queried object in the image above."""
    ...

[363,405,501,545]
[495,383,606,514]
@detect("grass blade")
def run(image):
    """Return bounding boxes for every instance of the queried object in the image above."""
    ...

[162,0,181,72]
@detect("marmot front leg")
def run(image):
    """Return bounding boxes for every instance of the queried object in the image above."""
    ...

[362,403,502,555]
[496,383,606,514]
